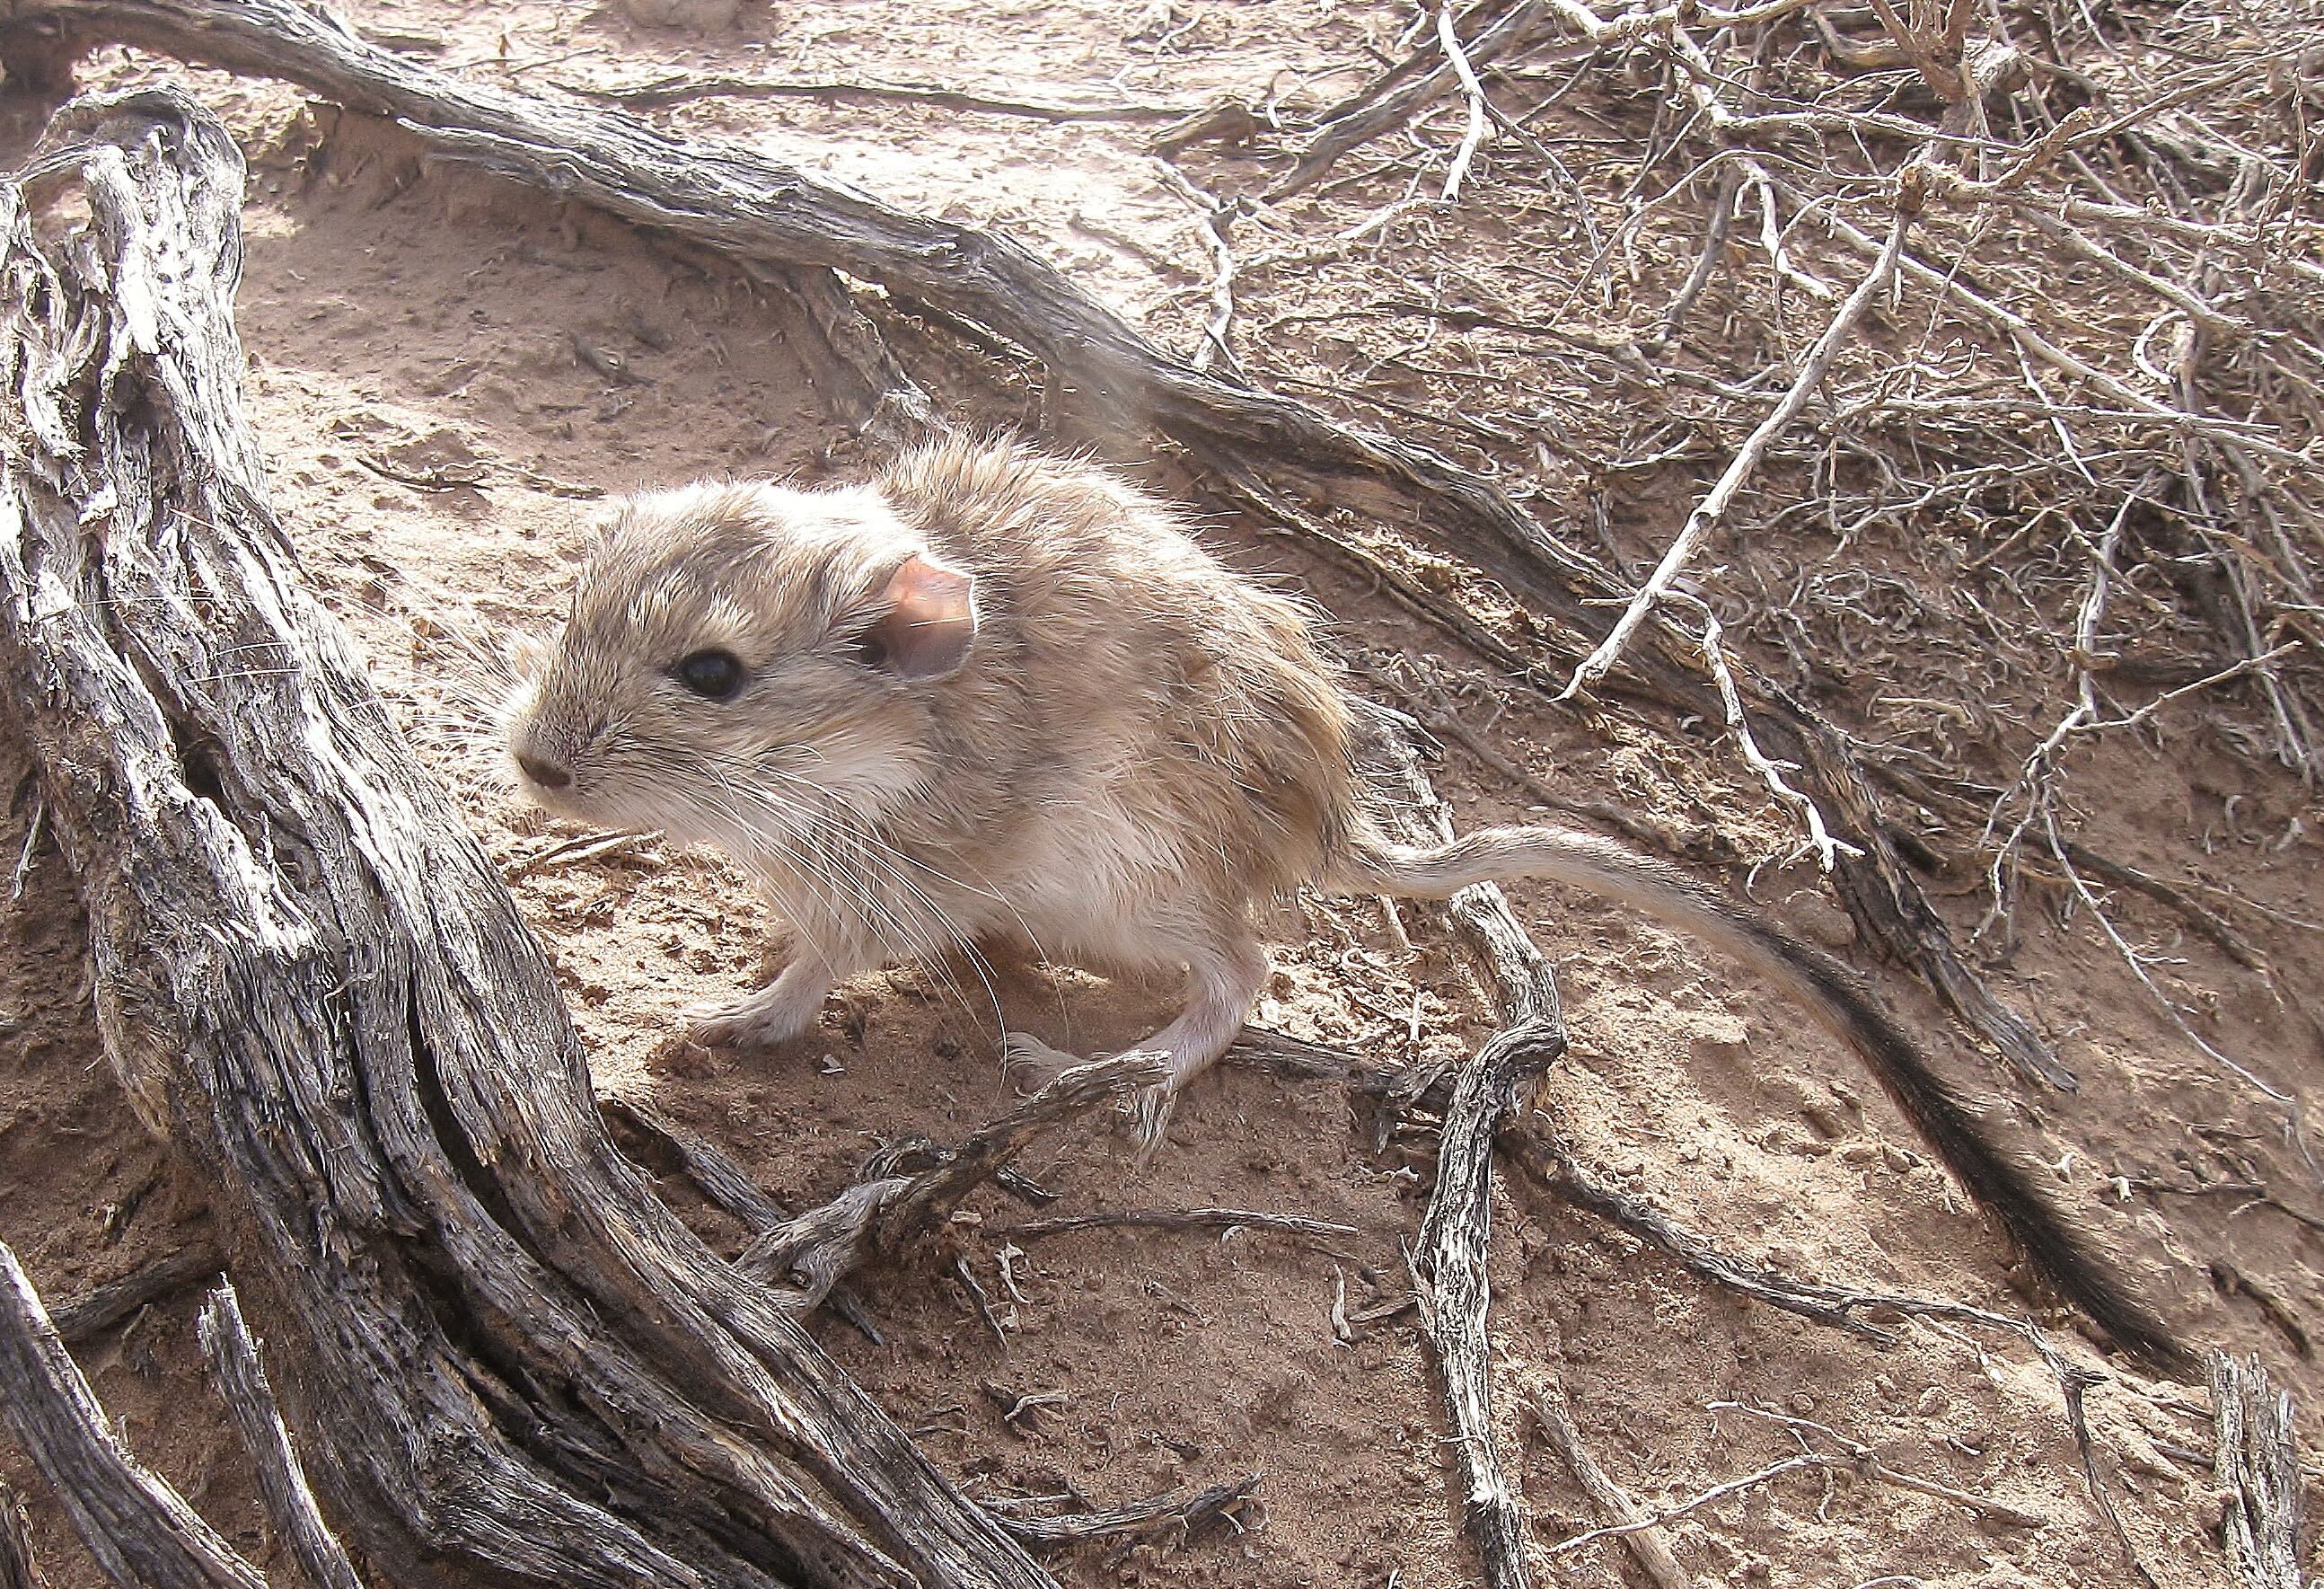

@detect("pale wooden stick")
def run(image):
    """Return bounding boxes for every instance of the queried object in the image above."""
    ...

[1528,1381,1694,1589]
[198,1284,367,1589]
[1560,202,1914,700]
[1437,2,1494,201]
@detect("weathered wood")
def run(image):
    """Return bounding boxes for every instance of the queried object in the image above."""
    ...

[48,1240,222,1343]
[0,0,2076,1092]
[988,1472,1261,1546]
[0,1479,39,1589]
[197,1284,367,1589]
[1510,1139,1899,1343]
[2209,1352,2308,1589]
[1364,703,1567,1589]
[1527,1380,1694,1589]
[1272,2,1568,197]
[0,89,1054,1589]
[735,1052,1164,1311]
[0,1240,265,1589]
[999,1207,1360,1245]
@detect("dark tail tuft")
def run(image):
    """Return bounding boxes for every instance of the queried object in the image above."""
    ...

[1727,908,2194,1376]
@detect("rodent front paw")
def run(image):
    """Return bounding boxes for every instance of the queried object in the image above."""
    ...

[687,992,819,1052]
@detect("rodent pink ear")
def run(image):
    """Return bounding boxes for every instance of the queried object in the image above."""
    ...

[859,552,978,680]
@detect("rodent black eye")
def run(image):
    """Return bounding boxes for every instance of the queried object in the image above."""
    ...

[851,633,890,669]
[671,649,745,700]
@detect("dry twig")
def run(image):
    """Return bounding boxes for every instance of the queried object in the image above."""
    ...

[0,1241,265,1589]
[1560,200,1915,706]
[999,1207,1359,1245]
[197,1284,367,1589]
[1527,1380,1693,1589]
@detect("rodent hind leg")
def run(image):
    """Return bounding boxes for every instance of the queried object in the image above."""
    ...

[1122,939,1271,1157]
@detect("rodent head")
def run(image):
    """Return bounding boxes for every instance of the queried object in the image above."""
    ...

[503,479,979,857]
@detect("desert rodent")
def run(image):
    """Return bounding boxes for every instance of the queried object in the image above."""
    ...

[504,437,2182,1370]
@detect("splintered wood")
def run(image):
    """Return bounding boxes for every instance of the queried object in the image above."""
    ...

[2209,1353,2309,1589]
[0,1242,263,1589]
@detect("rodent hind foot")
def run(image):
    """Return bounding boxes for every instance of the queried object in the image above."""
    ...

[998,1031,1084,1091]
[1001,1034,1181,1160]
[1125,1083,1177,1164]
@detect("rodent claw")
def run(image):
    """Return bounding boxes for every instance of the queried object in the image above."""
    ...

[685,995,807,1053]
[1126,1084,1177,1165]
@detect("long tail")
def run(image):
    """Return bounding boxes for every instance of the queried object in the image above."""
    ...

[1341,825,2189,1373]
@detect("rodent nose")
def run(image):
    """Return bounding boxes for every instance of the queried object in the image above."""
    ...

[515,752,572,791]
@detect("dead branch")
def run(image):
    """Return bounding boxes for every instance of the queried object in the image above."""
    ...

[1509,1136,1898,1344]
[1711,1401,2048,1527]
[1363,702,1567,1589]
[600,1097,890,1343]
[1526,1380,1694,1589]
[1272,1,1563,198]
[2209,1352,2308,1589]
[735,1053,1166,1310]
[1153,161,1243,379]
[1806,192,2314,467]
[48,1241,223,1344]
[1538,1451,1829,1561]
[0,87,1053,1589]
[2208,1262,2310,1359]
[196,1284,367,1589]
[1668,590,1862,871]
[2119,1174,2324,1239]
[1542,1399,2046,1564]
[998,1207,1360,1245]
[603,1096,790,1230]
[1515,1123,2179,1578]
[1560,200,1915,708]
[0,1240,265,1589]
[1434,2,1495,202]
[1357,658,1730,859]
[557,71,1200,124]
[986,1473,1261,1546]
[2043,810,2294,1108]
[770,261,941,448]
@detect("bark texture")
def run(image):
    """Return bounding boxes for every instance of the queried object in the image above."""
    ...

[0,1242,261,1589]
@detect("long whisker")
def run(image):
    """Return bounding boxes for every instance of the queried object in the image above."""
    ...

[734,774,992,1028]
[700,751,1008,1036]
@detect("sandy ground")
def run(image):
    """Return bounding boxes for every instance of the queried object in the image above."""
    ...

[0,3,2318,1586]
